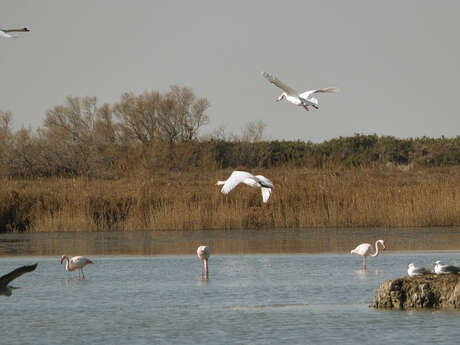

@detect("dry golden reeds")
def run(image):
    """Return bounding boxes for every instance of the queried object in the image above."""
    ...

[1,166,460,232]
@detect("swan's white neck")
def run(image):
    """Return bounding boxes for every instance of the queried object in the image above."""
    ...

[277,93,286,101]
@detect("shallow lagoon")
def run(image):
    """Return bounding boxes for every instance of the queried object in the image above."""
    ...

[1,228,460,345]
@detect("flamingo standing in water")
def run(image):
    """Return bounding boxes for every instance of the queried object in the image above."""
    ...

[197,246,210,277]
[60,255,94,279]
[350,240,386,270]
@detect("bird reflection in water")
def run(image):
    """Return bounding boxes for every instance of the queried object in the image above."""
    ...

[353,269,384,281]
[0,263,37,296]
[61,277,91,287]
[197,275,210,287]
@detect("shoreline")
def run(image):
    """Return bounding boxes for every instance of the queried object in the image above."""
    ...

[2,227,460,256]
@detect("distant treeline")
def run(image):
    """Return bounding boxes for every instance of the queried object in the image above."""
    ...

[215,135,460,169]
[2,87,460,178]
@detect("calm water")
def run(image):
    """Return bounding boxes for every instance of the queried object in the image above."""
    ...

[2,229,460,344]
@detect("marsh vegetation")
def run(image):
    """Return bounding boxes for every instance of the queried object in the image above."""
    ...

[2,87,460,232]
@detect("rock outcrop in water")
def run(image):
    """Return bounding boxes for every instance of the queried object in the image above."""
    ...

[373,274,460,309]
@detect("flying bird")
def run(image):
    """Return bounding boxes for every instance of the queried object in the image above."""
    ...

[0,27,30,38]
[407,263,431,277]
[60,255,94,279]
[216,171,274,203]
[197,246,210,277]
[350,240,386,270]
[433,260,460,275]
[0,263,37,296]
[262,72,338,111]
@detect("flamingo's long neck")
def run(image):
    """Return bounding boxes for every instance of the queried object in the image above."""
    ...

[64,256,71,271]
[370,241,381,257]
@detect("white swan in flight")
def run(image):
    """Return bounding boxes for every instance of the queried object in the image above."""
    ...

[216,171,274,203]
[0,27,30,38]
[262,72,338,111]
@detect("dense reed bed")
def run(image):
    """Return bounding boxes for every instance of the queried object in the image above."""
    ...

[1,166,460,232]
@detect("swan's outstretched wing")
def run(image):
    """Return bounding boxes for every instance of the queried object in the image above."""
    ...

[220,171,255,194]
[0,263,37,287]
[255,175,274,189]
[0,31,15,38]
[261,188,272,203]
[262,72,298,96]
[3,28,29,33]
[299,87,339,99]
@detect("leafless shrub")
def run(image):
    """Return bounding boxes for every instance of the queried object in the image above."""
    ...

[241,120,267,143]
[0,111,13,175]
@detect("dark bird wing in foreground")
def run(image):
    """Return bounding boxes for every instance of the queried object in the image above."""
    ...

[0,263,38,287]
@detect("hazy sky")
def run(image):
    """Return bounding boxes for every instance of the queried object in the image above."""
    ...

[2,1,460,142]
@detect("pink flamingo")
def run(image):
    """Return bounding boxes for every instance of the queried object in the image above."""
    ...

[197,246,210,277]
[60,255,94,279]
[350,240,386,270]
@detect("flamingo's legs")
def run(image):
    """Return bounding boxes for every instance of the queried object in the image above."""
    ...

[363,256,367,271]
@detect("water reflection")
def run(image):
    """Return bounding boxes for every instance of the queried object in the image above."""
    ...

[1,227,460,256]
[197,276,210,287]
[353,269,384,280]
[61,278,91,287]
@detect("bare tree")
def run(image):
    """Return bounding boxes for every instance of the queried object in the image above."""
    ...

[113,91,161,145]
[0,111,13,175]
[241,120,267,143]
[42,96,123,177]
[114,86,210,146]
[157,85,210,143]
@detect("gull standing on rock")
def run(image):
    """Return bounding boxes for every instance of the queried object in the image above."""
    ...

[433,260,460,275]
[216,171,274,203]
[262,72,338,111]
[407,263,431,277]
